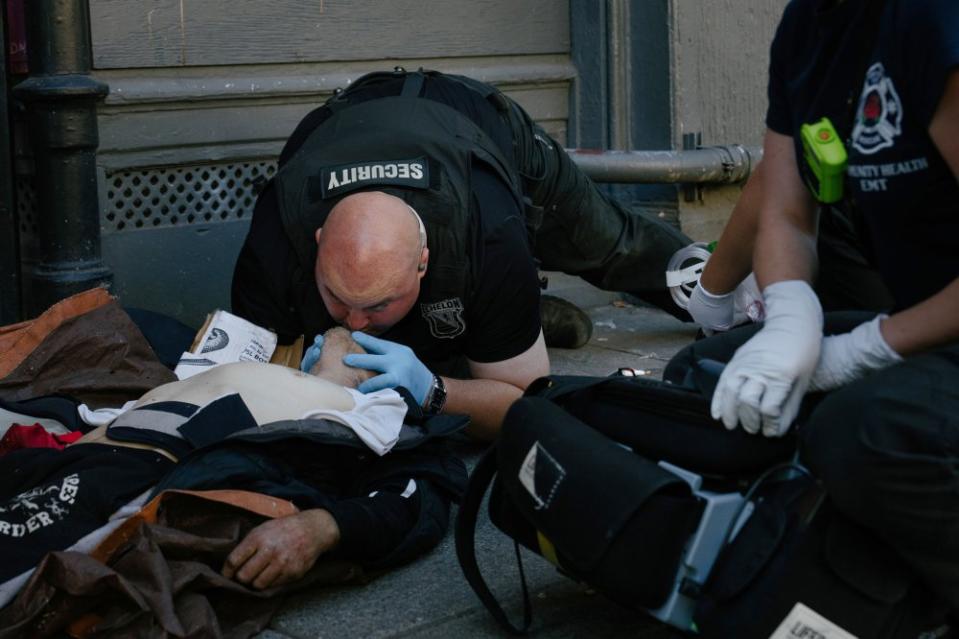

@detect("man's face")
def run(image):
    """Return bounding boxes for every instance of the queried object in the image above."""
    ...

[315,254,424,335]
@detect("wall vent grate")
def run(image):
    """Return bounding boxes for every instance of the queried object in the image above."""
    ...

[103,160,277,232]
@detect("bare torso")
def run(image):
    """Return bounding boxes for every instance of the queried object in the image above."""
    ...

[134,362,355,424]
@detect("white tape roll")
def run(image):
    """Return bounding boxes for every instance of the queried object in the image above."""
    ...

[665,242,713,310]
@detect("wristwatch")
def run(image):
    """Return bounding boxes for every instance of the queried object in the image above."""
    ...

[422,374,447,415]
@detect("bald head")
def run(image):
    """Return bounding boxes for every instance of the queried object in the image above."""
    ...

[314,192,429,333]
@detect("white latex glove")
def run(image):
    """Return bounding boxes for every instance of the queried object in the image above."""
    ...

[809,315,902,392]
[711,280,823,437]
[687,282,736,332]
[688,273,766,333]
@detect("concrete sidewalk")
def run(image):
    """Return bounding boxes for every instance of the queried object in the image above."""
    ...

[261,274,699,639]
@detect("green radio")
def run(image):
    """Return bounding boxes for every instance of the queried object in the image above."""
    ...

[800,117,848,204]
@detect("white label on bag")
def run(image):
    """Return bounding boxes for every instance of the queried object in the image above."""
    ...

[768,603,858,639]
[519,442,566,511]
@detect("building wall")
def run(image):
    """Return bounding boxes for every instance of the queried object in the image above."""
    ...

[83,0,574,327]
[12,1,785,326]
[668,0,788,242]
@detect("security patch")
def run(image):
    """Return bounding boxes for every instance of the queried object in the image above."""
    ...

[319,157,429,198]
[421,297,466,339]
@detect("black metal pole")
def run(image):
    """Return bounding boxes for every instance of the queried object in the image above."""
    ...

[12,0,110,316]
[0,6,21,324]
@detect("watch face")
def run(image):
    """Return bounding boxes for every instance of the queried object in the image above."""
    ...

[427,375,447,414]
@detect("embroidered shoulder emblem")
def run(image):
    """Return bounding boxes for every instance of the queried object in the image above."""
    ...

[851,62,903,155]
[421,298,466,339]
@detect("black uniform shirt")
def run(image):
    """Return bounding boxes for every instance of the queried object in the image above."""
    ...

[232,74,542,369]
[767,0,959,309]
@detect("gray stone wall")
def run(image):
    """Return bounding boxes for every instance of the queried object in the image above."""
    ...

[669,0,789,241]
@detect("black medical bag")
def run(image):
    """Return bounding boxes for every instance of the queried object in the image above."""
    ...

[455,372,952,637]
[454,372,795,634]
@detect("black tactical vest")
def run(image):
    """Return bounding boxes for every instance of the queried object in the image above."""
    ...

[272,74,523,344]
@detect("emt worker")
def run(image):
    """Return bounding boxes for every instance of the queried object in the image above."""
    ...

[706,0,959,609]
[232,69,691,439]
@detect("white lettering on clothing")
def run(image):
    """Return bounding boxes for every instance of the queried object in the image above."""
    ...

[323,159,429,196]
[860,178,888,192]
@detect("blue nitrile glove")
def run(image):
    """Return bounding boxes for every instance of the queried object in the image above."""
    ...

[345,332,433,406]
[300,334,324,372]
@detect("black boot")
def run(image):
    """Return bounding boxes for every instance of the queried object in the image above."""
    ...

[540,295,593,349]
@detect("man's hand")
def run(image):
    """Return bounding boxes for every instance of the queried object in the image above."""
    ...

[300,334,324,372]
[222,509,340,590]
[345,332,433,405]
[809,315,902,392]
[711,280,823,437]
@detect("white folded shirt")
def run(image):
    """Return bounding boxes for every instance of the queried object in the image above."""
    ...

[300,388,407,456]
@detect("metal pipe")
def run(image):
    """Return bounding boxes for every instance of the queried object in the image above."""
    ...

[0,5,21,324]
[13,0,111,316]
[566,144,761,184]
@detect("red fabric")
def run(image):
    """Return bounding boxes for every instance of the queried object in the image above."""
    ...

[0,423,83,456]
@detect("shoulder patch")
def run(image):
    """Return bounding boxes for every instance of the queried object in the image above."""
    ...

[318,157,430,199]
[421,298,466,339]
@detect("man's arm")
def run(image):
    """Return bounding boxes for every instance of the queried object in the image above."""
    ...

[688,160,769,331]
[698,160,766,295]
[223,472,439,589]
[879,69,959,356]
[809,69,959,392]
[346,329,548,441]
[752,130,819,286]
[444,330,549,441]
[710,130,824,436]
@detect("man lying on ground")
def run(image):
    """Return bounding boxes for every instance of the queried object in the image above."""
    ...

[125,326,466,589]
[0,327,465,596]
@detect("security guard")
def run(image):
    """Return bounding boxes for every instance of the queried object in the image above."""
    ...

[232,69,691,439]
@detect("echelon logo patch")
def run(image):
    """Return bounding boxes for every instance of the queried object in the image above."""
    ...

[320,157,429,198]
[420,297,466,339]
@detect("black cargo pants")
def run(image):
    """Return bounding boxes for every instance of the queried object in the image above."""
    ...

[497,96,692,318]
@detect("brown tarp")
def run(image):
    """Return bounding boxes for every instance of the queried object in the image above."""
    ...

[0,298,176,409]
[0,490,366,639]
[0,288,112,379]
